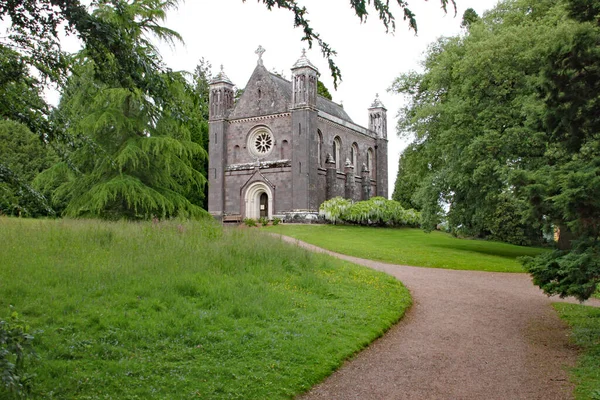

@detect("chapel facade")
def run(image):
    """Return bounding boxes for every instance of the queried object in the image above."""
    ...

[208,47,388,221]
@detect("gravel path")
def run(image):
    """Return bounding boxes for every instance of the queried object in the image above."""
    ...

[275,235,600,400]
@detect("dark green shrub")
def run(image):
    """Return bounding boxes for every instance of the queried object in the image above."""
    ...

[258,217,269,226]
[523,238,600,301]
[272,217,281,226]
[1,312,37,398]
[243,218,257,227]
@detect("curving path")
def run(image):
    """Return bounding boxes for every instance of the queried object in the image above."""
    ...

[274,235,600,400]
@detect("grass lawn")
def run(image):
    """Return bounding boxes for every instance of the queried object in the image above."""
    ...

[266,224,547,272]
[553,303,600,399]
[0,217,411,399]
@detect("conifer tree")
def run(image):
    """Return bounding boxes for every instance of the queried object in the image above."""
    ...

[36,1,207,219]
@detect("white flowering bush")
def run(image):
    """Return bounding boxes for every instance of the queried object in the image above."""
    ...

[319,197,352,224]
[319,197,421,227]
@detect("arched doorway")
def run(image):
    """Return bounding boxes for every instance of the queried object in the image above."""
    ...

[244,182,273,220]
[259,193,268,218]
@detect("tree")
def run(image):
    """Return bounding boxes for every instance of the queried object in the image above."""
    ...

[184,58,212,209]
[0,121,56,217]
[317,81,333,100]
[391,0,560,243]
[36,1,207,219]
[392,143,428,211]
[392,0,600,299]
[460,8,479,29]
[517,0,600,300]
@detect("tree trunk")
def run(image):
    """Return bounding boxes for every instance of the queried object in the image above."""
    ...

[557,224,574,250]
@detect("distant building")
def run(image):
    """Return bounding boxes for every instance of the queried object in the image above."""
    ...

[208,47,388,221]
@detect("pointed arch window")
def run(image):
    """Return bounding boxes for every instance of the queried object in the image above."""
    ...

[367,148,374,177]
[351,143,358,172]
[333,136,341,170]
[317,130,323,166]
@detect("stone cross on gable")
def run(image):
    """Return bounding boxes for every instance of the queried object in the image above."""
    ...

[256,45,266,66]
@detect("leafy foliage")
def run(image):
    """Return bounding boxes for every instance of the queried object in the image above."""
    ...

[39,71,207,219]
[460,8,479,29]
[319,197,353,224]
[320,197,421,227]
[34,2,208,220]
[524,239,600,301]
[0,312,37,398]
[392,143,428,211]
[391,0,600,298]
[259,217,269,226]
[244,218,258,227]
[317,81,332,100]
[0,120,56,217]
[0,45,52,137]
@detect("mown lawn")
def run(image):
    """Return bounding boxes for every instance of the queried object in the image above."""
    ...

[0,217,410,399]
[266,224,547,272]
[554,303,600,400]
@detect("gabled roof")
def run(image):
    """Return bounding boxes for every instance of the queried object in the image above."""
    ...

[268,71,354,123]
[227,62,355,124]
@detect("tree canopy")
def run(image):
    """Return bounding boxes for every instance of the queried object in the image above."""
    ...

[391,0,600,300]
[33,1,207,219]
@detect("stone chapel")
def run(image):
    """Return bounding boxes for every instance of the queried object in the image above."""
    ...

[208,47,388,221]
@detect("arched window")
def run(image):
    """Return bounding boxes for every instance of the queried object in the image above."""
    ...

[317,130,323,166]
[333,136,341,170]
[367,148,374,176]
[280,140,289,159]
[233,145,240,163]
[351,143,358,171]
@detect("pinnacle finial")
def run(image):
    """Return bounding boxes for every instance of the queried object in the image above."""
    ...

[370,93,385,108]
[256,45,266,66]
[292,48,318,71]
[211,64,233,85]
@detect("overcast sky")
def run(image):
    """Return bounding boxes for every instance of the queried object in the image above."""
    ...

[51,0,500,196]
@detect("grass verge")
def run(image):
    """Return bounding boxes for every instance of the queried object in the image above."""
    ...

[553,303,600,400]
[0,217,411,399]
[266,224,547,272]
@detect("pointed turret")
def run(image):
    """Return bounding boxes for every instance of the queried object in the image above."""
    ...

[291,49,318,109]
[209,65,235,120]
[368,93,388,198]
[368,93,387,139]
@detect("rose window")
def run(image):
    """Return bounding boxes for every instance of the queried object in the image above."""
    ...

[254,132,272,154]
[248,128,274,157]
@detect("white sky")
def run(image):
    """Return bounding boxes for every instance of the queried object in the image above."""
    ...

[51,0,500,196]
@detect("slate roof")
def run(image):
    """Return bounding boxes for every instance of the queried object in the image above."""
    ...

[268,72,354,123]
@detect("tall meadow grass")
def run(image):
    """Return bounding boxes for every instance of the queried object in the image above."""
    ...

[0,217,410,399]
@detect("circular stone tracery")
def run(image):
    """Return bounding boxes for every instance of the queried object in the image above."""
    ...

[248,128,274,157]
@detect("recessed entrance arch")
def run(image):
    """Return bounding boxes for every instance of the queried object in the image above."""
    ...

[244,182,273,220]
